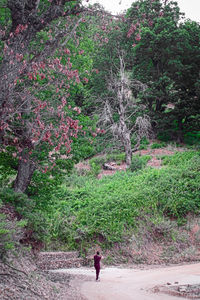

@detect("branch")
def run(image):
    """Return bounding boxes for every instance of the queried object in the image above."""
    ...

[3,261,28,276]
[35,0,40,11]
[61,17,83,46]
[6,0,83,34]
[0,273,14,276]
[13,283,43,298]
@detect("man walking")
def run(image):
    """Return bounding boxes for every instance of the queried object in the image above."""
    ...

[94,251,101,281]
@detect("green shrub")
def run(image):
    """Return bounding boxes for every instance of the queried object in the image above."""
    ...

[0,151,17,188]
[139,137,150,150]
[0,201,27,259]
[130,156,144,172]
[89,156,107,167]
[106,152,126,163]
[157,132,171,142]
[89,162,101,177]
[184,131,200,146]
[129,155,151,172]
[0,188,30,207]
[50,151,199,248]
[151,142,166,149]
[2,151,199,252]
[162,151,199,166]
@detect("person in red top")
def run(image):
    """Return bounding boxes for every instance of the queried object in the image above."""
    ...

[94,251,101,281]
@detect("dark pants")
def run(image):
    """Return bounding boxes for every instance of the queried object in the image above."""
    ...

[95,265,100,280]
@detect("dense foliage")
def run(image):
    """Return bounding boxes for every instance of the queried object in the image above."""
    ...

[1,150,199,252]
[0,0,200,257]
[124,0,200,142]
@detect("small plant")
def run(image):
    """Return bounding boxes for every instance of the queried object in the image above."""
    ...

[129,155,151,172]
[151,142,166,149]
[129,156,144,172]
[139,137,150,150]
[104,255,113,265]
[184,131,200,145]
[106,152,125,164]
[0,201,27,259]
[89,162,101,177]
[89,156,107,167]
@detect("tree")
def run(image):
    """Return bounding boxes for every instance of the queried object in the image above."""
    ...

[166,20,200,141]
[0,0,97,193]
[125,0,200,141]
[97,53,152,166]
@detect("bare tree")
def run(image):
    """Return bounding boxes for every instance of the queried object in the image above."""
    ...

[98,53,152,167]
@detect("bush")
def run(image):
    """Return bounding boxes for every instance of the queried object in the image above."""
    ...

[89,156,107,167]
[106,152,126,164]
[139,137,150,150]
[184,131,200,145]
[89,162,101,177]
[129,156,144,172]
[2,151,199,252]
[151,142,166,149]
[0,151,17,188]
[0,201,27,259]
[129,155,151,172]
[49,151,199,248]
[0,188,30,207]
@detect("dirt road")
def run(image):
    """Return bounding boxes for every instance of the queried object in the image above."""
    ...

[55,263,200,300]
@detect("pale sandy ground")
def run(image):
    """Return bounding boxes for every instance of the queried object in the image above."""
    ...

[52,263,200,300]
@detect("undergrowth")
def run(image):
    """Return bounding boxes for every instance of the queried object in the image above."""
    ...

[1,151,200,253]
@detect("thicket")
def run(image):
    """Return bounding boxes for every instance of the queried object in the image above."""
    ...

[1,151,199,252]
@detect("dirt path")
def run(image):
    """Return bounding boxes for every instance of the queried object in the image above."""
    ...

[53,263,200,300]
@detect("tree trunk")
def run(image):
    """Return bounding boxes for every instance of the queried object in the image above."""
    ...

[123,134,132,167]
[14,151,35,193]
[177,118,184,144]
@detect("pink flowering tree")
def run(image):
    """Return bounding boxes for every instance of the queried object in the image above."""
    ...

[0,0,100,193]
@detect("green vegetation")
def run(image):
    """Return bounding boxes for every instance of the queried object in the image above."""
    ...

[0,200,27,259]
[0,0,200,261]
[1,150,199,253]
[129,155,151,171]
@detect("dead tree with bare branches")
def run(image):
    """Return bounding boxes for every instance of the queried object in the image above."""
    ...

[97,53,152,167]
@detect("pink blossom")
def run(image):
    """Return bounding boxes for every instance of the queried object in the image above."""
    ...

[62,98,67,106]
[64,48,71,55]
[73,107,81,114]
[40,73,45,80]
[83,77,89,83]
[79,50,84,55]
[16,53,23,62]
[149,20,153,26]
[135,34,141,41]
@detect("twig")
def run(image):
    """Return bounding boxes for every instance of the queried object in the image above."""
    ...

[3,261,28,276]
[0,273,14,276]
[13,284,44,298]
